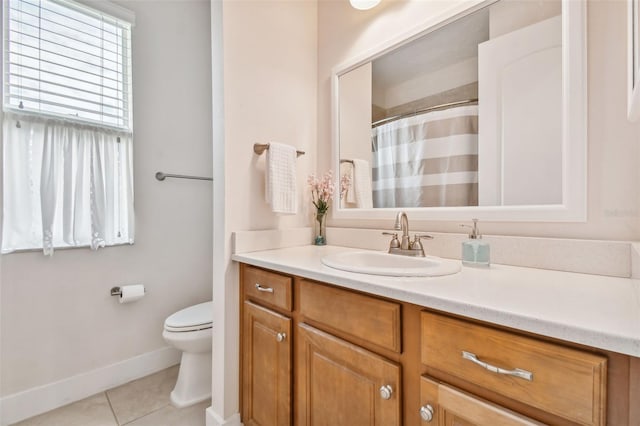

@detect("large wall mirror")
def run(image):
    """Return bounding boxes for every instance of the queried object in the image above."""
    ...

[332,0,586,222]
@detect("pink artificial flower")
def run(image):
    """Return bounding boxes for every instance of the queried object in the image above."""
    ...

[308,170,335,214]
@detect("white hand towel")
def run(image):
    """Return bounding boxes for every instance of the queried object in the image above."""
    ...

[265,142,297,214]
[352,159,373,208]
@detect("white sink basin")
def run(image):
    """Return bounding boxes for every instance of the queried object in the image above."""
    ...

[321,251,461,277]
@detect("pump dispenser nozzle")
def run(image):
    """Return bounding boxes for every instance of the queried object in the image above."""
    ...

[460,218,489,267]
[460,218,481,239]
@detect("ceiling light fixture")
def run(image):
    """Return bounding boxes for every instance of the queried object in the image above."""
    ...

[349,0,381,11]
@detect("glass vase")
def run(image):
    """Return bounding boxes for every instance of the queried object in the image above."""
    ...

[314,212,327,246]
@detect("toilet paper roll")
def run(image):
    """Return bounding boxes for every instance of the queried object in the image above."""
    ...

[119,284,145,304]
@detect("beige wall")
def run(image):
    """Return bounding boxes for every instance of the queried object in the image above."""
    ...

[0,0,213,397]
[211,0,318,420]
[319,0,640,241]
[222,1,317,233]
[339,62,372,162]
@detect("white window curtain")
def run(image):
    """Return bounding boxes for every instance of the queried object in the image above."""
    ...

[2,0,134,255]
[2,112,134,254]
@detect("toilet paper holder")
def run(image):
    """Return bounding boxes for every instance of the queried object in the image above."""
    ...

[111,285,146,304]
[110,286,146,296]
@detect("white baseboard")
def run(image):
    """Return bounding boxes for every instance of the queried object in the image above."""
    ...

[0,346,181,426]
[206,407,241,426]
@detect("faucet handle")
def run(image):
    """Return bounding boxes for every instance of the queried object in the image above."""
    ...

[409,234,432,257]
[382,232,400,249]
[413,233,433,240]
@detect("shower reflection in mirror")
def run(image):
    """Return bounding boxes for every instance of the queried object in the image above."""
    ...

[337,0,564,209]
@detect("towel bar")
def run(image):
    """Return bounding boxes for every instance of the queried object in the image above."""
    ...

[253,143,305,157]
[155,171,213,181]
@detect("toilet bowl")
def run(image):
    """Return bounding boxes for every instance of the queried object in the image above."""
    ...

[163,301,213,408]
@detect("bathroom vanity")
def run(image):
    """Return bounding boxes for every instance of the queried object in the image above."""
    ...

[235,245,640,426]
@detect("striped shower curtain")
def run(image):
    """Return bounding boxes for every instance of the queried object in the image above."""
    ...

[371,105,479,208]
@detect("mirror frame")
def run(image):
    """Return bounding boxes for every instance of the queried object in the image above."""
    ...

[331,0,586,222]
[629,0,640,121]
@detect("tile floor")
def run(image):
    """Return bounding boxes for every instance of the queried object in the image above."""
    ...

[12,365,209,426]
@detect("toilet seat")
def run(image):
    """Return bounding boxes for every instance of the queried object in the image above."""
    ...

[164,301,212,332]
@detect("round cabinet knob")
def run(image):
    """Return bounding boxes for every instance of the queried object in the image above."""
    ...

[276,332,286,342]
[419,404,434,422]
[379,385,393,400]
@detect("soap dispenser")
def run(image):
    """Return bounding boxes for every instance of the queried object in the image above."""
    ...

[461,219,490,267]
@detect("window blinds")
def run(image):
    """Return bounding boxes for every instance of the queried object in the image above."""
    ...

[3,0,132,131]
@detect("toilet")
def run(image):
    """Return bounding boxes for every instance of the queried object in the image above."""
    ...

[163,301,213,408]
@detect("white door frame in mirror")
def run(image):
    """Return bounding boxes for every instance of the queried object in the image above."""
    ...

[629,0,640,121]
[331,0,586,223]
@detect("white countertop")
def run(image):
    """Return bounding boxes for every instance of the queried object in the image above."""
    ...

[232,245,640,357]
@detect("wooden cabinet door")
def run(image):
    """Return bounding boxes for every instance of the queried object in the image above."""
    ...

[242,301,292,426]
[419,376,544,426]
[296,323,401,426]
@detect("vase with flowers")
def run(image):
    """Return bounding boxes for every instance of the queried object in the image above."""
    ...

[307,171,333,245]
[308,170,351,246]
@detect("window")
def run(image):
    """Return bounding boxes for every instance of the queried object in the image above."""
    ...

[2,0,135,255]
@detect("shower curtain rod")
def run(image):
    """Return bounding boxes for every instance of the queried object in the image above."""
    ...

[372,98,478,128]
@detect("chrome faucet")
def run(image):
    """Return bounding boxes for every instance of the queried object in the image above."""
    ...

[382,211,433,257]
[394,211,411,250]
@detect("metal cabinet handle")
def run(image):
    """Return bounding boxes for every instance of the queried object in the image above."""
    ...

[255,283,274,293]
[419,404,434,422]
[462,351,533,381]
[276,332,286,342]
[379,385,393,400]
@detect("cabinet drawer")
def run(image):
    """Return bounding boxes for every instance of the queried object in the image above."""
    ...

[243,265,292,312]
[298,279,401,353]
[421,311,607,426]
